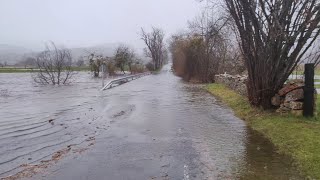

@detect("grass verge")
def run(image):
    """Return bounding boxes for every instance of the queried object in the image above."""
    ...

[0,67,90,73]
[0,68,36,73]
[206,83,320,179]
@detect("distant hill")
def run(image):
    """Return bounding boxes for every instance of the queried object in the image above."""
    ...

[0,43,148,66]
[0,44,33,65]
[0,44,117,65]
[70,43,117,61]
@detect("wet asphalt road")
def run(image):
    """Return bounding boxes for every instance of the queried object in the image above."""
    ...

[1,66,302,180]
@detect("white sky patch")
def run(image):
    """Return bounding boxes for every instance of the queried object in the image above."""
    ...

[0,0,204,50]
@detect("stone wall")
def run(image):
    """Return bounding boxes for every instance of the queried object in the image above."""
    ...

[215,74,248,96]
[272,79,307,115]
[215,74,316,116]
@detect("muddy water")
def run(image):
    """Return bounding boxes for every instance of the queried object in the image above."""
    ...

[0,68,302,179]
[0,72,105,177]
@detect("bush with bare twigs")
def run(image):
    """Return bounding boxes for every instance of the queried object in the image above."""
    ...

[224,0,320,109]
[33,43,74,85]
[141,27,168,70]
[170,10,243,82]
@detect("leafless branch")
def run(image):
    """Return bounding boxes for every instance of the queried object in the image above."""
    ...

[33,42,74,85]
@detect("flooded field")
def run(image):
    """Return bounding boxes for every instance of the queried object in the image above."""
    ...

[1,68,303,179]
[0,72,107,177]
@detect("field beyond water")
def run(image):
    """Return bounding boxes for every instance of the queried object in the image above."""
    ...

[0,67,90,73]
[0,68,36,73]
[206,84,320,179]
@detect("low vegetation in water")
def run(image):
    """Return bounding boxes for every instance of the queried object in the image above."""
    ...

[0,68,36,73]
[206,84,320,179]
[0,67,90,73]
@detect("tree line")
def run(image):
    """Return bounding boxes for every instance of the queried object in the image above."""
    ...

[88,44,145,78]
[30,27,168,85]
[169,11,245,83]
[171,0,320,109]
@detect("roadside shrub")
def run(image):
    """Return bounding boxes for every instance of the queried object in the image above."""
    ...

[131,64,145,74]
[145,62,155,71]
[106,61,116,76]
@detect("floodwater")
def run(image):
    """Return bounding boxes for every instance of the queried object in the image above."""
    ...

[0,66,303,179]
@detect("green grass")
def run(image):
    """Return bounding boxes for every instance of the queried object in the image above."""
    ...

[0,68,36,73]
[292,69,320,76]
[70,66,90,71]
[206,84,320,179]
[0,67,90,73]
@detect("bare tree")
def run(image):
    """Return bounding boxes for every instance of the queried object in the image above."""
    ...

[114,45,135,74]
[88,53,103,77]
[76,57,85,67]
[224,0,320,109]
[141,27,166,70]
[33,42,74,85]
[170,9,235,82]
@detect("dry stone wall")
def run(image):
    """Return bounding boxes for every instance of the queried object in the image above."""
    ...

[215,74,248,96]
[272,79,308,115]
[215,74,316,116]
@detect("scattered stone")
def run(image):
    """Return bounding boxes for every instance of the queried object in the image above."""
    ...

[283,102,291,108]
[278,82,304,96]
[271,94,281,106]
[215,74,314,116]
[276,105,290,114]
[275,80,314,115]
[290,101,303,110]
[285,89,304,102]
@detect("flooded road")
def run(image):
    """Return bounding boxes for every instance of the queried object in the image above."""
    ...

[0,66,302,179]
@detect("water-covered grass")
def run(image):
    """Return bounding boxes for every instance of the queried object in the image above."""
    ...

[0,67,90,73]
[0,68,36,73]
[206,84,320,179]
[70,66,91,71]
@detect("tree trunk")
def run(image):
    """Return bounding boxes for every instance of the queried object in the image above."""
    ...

[247,81,275,109]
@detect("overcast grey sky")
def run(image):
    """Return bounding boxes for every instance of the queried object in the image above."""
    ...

[0,0,204,50]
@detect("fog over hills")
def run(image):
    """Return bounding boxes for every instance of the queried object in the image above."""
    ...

[0,43,123,65]
[0,44,33,64]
